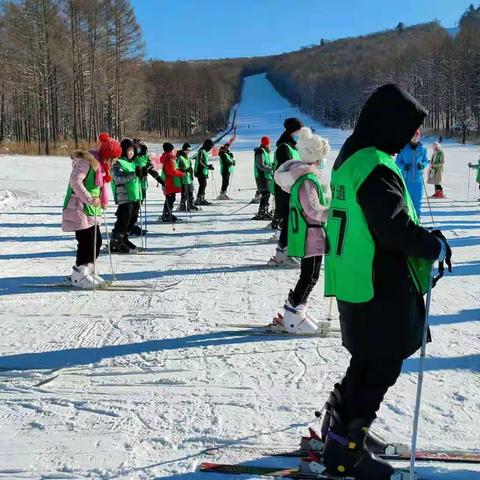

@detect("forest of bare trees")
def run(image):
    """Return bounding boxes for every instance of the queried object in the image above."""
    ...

[268,6,480,138]
[0,1,479,155]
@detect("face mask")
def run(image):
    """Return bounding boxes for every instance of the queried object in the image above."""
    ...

[293,134,299,142]
[136,147,142,155]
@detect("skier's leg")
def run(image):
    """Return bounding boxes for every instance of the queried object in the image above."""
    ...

[291,256,322,307]
[75,227,93,267]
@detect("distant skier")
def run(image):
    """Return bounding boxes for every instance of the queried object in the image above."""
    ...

[268,117,304,266]
[194,139,215,206]
[303,84,452,480]
[468,156,480,200]
[218,142,236,200]
[427,142,446,199]
[110,138,144,253]
[252,136,274,220]
[271,127,330,333]
[159,142,184,223]
[177,143,198,211]
[62,145,119,288]
[395,129,428,217]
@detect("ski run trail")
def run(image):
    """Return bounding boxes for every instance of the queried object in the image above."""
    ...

[0,74,479,479]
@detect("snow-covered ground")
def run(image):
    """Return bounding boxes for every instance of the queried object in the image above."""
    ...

[0,74,479,479]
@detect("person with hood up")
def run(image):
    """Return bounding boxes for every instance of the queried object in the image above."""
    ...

[427,142,446,199]
[159,142,184,223]
[177,143,198,212]
[271,127,330,333]
[110,138,144,253]
[62,147,116,288]
[252,136,274,220]
[268,117,304,266]
[301,84,452,480]
[194,139,215,206]
[395,129,429,217]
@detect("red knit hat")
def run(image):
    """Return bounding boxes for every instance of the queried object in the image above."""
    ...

[261,136,271,147]
[98,133,122,162]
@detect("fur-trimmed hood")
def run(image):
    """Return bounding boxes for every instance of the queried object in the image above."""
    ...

[274,160,321,194]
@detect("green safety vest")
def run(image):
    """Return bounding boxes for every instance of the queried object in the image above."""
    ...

[134,154,149,195]
[177,154,193,185]
[476,163,480,183]
[194,149,211,178]
[160,157,183,188]
[254,148,273,179]
[220,152,234,174]
[274,143,301,171]
[111,158,142,203]
[287,173,326,257]
[324,147,433,303]
[63,166,102,217]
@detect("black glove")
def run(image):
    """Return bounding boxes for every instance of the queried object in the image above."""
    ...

[135,166,143,177]
[431,229,452,286]
[208,164,214,171]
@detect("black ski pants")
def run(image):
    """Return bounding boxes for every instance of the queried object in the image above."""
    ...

[221,171,231,193]
[112,202,141,237]
[338,356,403,423]
[197,174,207,197]
[181,184,195,209]
[75,225,102,266]
[291,255,322,306]
[163,193,176,216]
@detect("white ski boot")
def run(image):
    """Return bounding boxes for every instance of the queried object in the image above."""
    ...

[267,247,300,267]
[217,192,230,200]
[281,301,320,334]
[88,263,107,287]
[68,265,96,289]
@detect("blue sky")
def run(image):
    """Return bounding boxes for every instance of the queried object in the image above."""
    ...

[131,0,469,61]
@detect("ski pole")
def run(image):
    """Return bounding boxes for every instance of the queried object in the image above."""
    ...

[143,188,148,251]
[409,274,434,480]
[421,175,436,227]
[93,213,98,294]
[228,170,234,197]
[103,209,116,280]
[228,200,255,216]
[467,166,471,202]
[211,171,217,198]
[237,187,257,192]
[327,298,333,321]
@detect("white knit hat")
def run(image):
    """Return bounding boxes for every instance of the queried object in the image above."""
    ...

[297,127,331,166]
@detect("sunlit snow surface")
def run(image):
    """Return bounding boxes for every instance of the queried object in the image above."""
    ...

[0,74,479,479]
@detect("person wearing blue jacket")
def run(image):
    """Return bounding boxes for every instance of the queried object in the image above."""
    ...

[395,129,429,217]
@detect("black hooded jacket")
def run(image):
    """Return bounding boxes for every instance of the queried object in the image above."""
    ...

[274,132,299,217]
[335,84,441,362]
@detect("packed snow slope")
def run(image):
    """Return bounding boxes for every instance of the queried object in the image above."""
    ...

[0,74,479,479]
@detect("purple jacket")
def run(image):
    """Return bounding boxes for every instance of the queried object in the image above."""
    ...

[275,160,328,257]
[62,158,102,232]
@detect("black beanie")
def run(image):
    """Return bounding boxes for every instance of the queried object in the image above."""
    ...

[163,142,174,153]
[203,139,214,151]
[182,142,192,151]
[284,118,303,134]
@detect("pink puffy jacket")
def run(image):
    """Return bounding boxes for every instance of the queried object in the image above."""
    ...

[62,158,103,232]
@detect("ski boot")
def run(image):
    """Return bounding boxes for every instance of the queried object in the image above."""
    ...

[273,301,319,334]
[110,233,131,254]
[320,411,395,480]
[267,246,300,267]
[87,263,107,287]
[179,199,187,212]
[217,191,230,200]
[129,224,147,236]
[68,265,96,289]
[124,235,138,252]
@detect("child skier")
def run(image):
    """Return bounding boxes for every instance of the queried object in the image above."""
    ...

[194,139,215,206]
[271,128,330,333]
[62,149,113,288]
[253,136,274,220]
[302,84,452,480]
[468,157,480,200]
[177,143,198,211]
[268,117,304,266]
[395,129,429,217]
[110,138,143,253]
[159,142,184,223]
[217,143,236,200]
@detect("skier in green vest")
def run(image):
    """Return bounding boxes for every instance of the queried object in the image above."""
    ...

[468,156,480,201]
[217,143,236,200]
[268,117,304,266]
[177,143,199,211]
[110,139,144,253]
[253,136,274,220]
[271,128,330,333]
[302,85,452,480]
[194,139,215,206]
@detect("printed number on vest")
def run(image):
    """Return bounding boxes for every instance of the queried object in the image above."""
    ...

[332,209,348,256]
